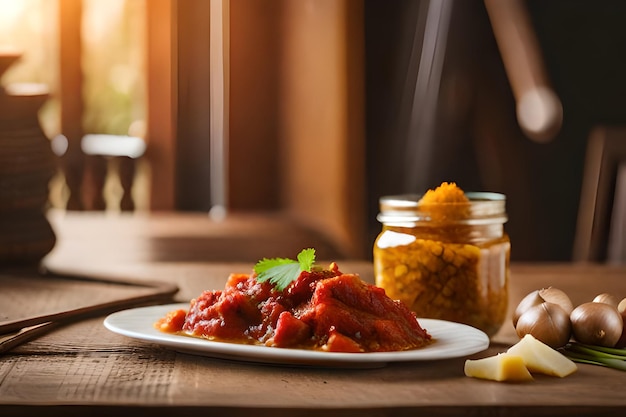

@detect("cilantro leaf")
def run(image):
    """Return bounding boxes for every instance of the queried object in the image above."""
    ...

[297,248,316,272]
[256,263,301,290]
[254,248,316,291]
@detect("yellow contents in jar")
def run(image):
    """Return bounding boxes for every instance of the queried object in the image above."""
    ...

[418,181,469,204]
[374,182,510,336]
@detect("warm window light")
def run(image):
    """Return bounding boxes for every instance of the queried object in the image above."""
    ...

[0,0,28,33]
[82,0,127,45]
[0,0,147,211]
[81,0,146,136]
[0,0,59,137]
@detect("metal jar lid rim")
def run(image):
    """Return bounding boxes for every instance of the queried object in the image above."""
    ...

[377,192,507,224]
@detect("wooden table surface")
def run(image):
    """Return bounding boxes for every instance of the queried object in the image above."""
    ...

[2,212,626,416]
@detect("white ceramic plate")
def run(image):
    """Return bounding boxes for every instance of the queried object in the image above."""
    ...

[104,303,489,368]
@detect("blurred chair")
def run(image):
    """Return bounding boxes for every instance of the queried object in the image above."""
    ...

[573,126,626,264]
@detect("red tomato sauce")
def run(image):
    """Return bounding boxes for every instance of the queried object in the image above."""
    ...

[155,263,432,352]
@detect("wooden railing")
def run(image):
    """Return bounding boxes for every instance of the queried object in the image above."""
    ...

[56,0,176,212]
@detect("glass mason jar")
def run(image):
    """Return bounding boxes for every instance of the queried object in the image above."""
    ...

[373,192,510,337]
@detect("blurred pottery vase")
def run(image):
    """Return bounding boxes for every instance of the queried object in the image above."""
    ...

[0,51,56,264]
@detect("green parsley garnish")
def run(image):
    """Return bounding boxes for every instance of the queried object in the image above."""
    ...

[254,248,316,291]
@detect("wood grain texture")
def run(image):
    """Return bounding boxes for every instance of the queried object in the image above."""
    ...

[2,213,626,416]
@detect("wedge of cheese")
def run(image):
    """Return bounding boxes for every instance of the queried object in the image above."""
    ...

[464,353,533,382]
[507,334,577,378]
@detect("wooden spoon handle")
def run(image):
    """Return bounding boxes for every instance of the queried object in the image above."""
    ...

[0,270,179,353]
[484,0,562,142]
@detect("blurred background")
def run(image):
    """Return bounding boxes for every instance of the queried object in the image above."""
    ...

[1,0,625,263]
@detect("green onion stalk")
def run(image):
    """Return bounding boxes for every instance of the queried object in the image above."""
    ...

[561,343,626,371]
